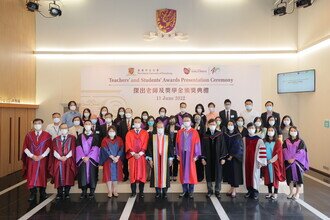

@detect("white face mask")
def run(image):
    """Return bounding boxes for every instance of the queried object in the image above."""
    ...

[160,112,166,117]
[69,105,76,111]
[125,113,132,118]
[197,108,203,114]
[134,123,141,129]
[227,125,235,131]
[119,111,125,116]
[237,121,244,127]
[284,120,291,126]
[105,118,112,124]
[269,120,275,126]
[180,108,186,113]
[255,121,262,127]
[267,131,275,137]
[101,111,107,116]
[209,125,216,131]
[84,125,92,132]
[34,124,42,131]
[266,106,273,112]
[245,105,253,111]
[142,115,148,120]
[290,131,298,138]
[109,131,116,138]
[73,120,81,126]
[248,128,256,135]
[183,121,191,128]
[216,121,221,126]
[61,129,69,136]
[209,107,215,113]
[91,119,97,124]
[84,112,90,118]
[53,117,61,124]
[157,128,164,135]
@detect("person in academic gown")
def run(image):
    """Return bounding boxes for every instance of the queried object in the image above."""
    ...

[166,115,180,181]
[201,119,227,198]
[175,102,193,128]
[76,120,100,199]
[283,126,309,200]
[141,111,149,130]
[193,113,206,182]
[176,116,201,199]
[125,117,149,198]
[223,120,244,198]
[147,121,173,199]
[99,126,124,198]
[114,107,126,126]
[155,107,169,127]
[22,118,52,202]
[117,108,134,181]
[244,122,267,200]
[262,127,286,200]
[98,106,109,126]
[49,123,77,200]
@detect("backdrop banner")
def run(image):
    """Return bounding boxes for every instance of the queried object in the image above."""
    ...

[81,65,261,116]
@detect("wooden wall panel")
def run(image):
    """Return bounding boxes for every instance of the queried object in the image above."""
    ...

[0,0,36,103]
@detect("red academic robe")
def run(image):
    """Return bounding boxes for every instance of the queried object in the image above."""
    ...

[22,131,52,189]
[49,134,77,188]
[176,128,201,184]
[125,129,149,183]
[262,140,286,188]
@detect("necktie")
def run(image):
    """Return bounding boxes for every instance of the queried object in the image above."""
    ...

[227,111,229,121]
[36,132,40,142]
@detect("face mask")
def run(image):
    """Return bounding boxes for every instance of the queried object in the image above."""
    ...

[101,111,107,116]
[157,128,164,135]
[227,125,234,131]
[290,131,298,138]
[216,121,221,126]
[105,118,112,124]
[69,105,76,111]
[245,105,253,111]
[119,111,125,116]
[84,125,92,131]
[284,120,291,126]
[225,105,231,110]
[209,125,216,131]
[248,128,256,135]
[209,107,215,113]
[266,106,273,112]
[73,120,81,126]
[197,108,202,114]
[91,119,97,124]
[125,113,132,118]
[142,115,148,120]
[84,112,90,118]
[255,121,262,127]
[53,117,60,124]
[269,120,275,126]
[183,121,191,128]
[180,108,186,113]
[109,131,116,138]
[134,123,141,129]
[34,124,42,131]
[160,112,165,117]
[237,121,244,127]
[267,131,275,137]
[61,129,68,136]
[147,121,154,126]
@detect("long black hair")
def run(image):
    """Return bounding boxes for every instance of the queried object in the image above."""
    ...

[280,115,294,130]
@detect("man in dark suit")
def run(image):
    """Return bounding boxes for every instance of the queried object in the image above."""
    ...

[117,108,134,181]
[261,101,281,128]
[219,99,238,126]
[100,113,114,141]
[90,114,102,144]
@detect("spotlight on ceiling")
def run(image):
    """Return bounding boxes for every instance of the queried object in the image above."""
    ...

[26,0,39,12]
[273,1,287,16]
[296,0,313,8]
[49,1,62,17]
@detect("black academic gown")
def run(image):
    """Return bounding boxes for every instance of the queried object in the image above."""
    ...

[202,130,228,183]
[147,133,173,188]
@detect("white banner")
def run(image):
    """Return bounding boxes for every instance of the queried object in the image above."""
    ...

[81,65,261,117]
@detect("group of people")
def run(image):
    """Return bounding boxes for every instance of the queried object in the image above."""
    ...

[22,99,309,203]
